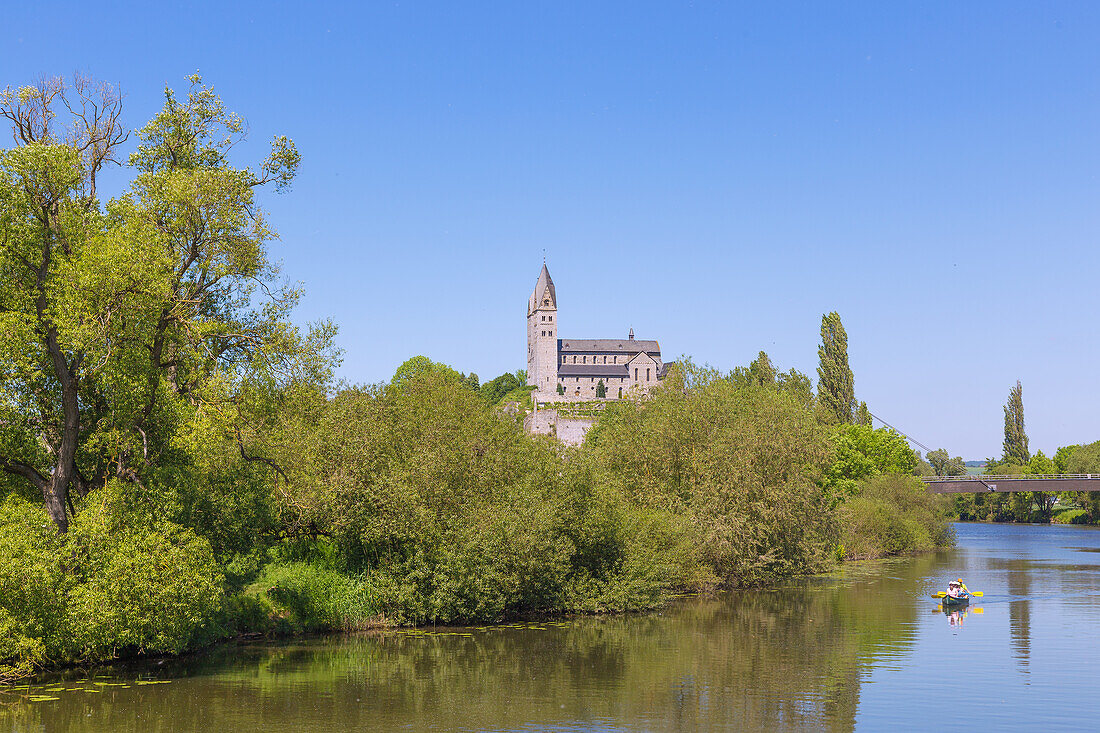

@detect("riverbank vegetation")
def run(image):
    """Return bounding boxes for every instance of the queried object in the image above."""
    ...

[0,77,951,681]
[944,381,1100,524]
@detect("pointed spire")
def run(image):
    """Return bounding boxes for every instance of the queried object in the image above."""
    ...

[529,263,556,314]
[628,327,634,340]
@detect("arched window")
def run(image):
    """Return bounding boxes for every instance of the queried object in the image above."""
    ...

[646,368,651,381]
[634,368,638,380]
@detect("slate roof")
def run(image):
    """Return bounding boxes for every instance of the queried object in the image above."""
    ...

[557,363,630,378]
[559,338,660,354]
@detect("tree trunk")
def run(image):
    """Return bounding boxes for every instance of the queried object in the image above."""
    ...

[43,325,79,533]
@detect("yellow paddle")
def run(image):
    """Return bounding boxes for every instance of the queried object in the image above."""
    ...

[931,591,983,598]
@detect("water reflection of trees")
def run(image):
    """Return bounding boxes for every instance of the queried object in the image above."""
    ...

[987,557,1033,672]
[9,558,936,733]
[1007,564,1032,671]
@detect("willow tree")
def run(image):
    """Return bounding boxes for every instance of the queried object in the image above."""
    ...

[817,312,854,424]
[1002,380,1030,465]
[0,75,311,532]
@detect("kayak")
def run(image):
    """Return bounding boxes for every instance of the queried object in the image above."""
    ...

[942,593,970,606]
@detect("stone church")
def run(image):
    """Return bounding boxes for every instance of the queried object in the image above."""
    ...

[527,264,668,400]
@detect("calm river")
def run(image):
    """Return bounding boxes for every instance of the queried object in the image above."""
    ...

[5,522,1100,732]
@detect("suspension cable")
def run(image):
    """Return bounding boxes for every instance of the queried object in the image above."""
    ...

[868,411,935,455]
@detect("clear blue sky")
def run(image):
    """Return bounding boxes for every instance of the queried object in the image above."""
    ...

[5,1,1100,459]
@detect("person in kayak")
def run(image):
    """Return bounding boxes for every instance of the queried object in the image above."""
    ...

[947,580,964,598]
[957,578,970,595]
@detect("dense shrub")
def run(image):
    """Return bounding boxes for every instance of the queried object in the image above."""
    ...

[255,359,708,624]
[2,355,958,680]
[589,368,837,586]
[0,497,63,681]
[838,474,953,559]
[63,488,226,657]
[562,502,706,612]
[0,486,225,679]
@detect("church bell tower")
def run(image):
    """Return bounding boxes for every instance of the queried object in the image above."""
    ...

[527,264,558,393]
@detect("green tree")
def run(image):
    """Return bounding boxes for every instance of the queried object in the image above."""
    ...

[0,75,314,532]
[1065,441,1100,474]
[926,449,967,477]
[729,353,813,411]
[1054,444,1078,474]
[823,425,918,496]
[817,312,854,424]
[1025,450,1056,521]
[595,379,607,398]
[556,383,565,396]
[1026,450,1054,475]
[776,368,814,409]
[589,366,837,585]
[275,360,698,623]
[480,371,526,405]
[749,351,776,386]
[393,355,462,386]
[1002,380,1030,465]
[1062,441,1100,521]
[855,401,872,427]
[729,351,778,388]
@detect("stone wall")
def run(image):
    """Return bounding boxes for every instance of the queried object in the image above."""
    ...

[523,408,597,446]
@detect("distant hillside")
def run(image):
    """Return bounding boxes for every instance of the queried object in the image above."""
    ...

[964,461,986,467]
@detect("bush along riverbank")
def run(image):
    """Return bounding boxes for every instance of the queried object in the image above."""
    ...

[1,358,953,682]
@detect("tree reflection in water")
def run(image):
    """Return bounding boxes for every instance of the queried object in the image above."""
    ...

[2,556,941,733]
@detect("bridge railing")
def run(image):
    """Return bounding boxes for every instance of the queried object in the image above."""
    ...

[920,474,1100,483]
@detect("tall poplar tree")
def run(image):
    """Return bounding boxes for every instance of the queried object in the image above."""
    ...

[1002,380,1030,465]
[817,312,854,424]
[749,351,776,386]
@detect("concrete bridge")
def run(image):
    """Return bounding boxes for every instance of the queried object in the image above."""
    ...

[921,474,1100,494]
